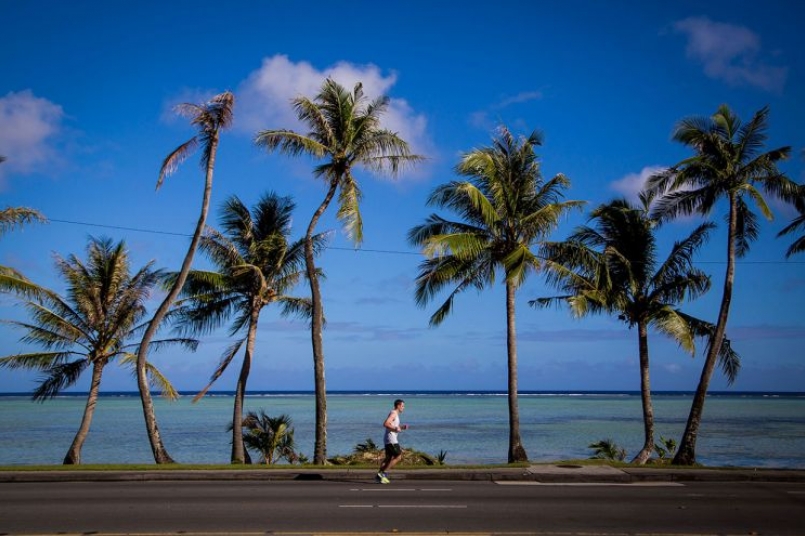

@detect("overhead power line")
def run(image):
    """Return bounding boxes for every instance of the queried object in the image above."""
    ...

[45,218,805,263]
[48,218,421,256]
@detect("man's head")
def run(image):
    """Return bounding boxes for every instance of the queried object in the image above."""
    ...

[394,399,405,412]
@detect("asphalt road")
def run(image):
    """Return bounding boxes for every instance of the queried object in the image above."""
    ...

[2,478,804,535]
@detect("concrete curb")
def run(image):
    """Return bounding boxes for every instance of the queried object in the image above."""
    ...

[1,465,804,484]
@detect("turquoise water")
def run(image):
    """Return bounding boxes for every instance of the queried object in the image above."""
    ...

[1,391,803,468]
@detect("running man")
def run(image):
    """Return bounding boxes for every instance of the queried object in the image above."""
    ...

[377,399,408,484]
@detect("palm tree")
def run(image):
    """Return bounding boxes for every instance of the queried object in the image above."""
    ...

[239,410,300,464]
[136,91,234,464]
[169,192,321,463]
[254,78,422,464]
[408,126,583,463]
[646,104,797,465]
[0,236,195,464]
[588,439,627,461]
[534,195,739,464]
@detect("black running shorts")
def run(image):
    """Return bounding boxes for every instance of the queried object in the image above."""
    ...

[385,443,402,457]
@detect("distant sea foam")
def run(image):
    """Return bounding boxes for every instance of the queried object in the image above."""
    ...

[1,391,803,468]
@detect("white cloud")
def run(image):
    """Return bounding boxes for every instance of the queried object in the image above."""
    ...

[0,90,65,186]
[493,91,543,109]
[673,16,787,92]
[235,55,432,174]
[610,166,667,202]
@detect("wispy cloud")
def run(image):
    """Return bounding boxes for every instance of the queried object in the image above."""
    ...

[0,90,65,187]
[234,54,432,175]
[730,324,805,341]
[470,90,544,131]
[493,91,544,109]
[609,166,667,202]
[518,327,631,343]
[672,16,787,92]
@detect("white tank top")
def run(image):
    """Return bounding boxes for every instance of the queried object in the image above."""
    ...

[384,411,400,445]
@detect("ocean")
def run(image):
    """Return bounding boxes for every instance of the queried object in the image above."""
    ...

[1,391,803,468]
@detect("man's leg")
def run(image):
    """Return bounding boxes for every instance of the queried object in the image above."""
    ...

[379,452,391,473]
[385,452,402,472]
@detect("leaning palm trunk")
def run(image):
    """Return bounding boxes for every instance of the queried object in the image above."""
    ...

[136,131,220,464]
[632,322,654,465]
[308,180,338,464]
[63,361,104,464]
[506,280,528,463]
[231,357,250,463]
[231,309,258,464]
[673,199,737,465]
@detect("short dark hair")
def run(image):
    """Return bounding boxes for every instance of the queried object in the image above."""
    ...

[394,399,405,408]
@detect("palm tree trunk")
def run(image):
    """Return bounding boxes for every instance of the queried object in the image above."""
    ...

[307,178,338,465]
[63,361,105,465]
[136,131,219,464]
[506,280,527,463]
[673,197,737,465]
[632,321,654,465]
[231,307,259,464]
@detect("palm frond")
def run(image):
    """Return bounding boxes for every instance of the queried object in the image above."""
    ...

[0,270,52,300]
[336,172,364,244]
[32,359,88,401]
[192,339,245,402]
[651,307,697,355]
[0,206,47,235]
[157,137,198,189]
[120,353,179,400]
[254,129,327,158]
[0,350,80,370]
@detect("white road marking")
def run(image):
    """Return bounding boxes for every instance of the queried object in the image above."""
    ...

[350,487,452,492]
[350,488,417,492]
[496,481,684,487]
[339,504,467,509]
[379,504,468,509]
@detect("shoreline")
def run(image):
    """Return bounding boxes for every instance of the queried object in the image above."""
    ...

[2,389,804,398]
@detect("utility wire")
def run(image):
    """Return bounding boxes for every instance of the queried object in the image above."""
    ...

[48,218,421,256]
[46,218,804,263]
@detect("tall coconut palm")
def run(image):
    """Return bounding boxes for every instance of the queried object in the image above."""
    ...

[533,195,739,464]
[136,91,234,464]
[169,192,322,463]
[646,104,796,465]
[0,236,195,464]
[254,78,422,464]
[408,126,583,463]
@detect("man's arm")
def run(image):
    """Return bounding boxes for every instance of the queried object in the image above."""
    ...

[383,411,401,432]
[383,411,407,432]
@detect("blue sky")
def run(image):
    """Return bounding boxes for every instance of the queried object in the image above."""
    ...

[1,1,803,394]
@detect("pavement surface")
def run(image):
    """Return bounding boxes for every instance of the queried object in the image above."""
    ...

[1,463,804,483]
